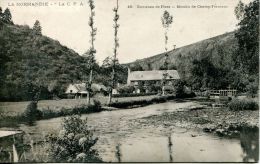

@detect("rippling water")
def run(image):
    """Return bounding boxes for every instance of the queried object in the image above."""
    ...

[3,100,259,162]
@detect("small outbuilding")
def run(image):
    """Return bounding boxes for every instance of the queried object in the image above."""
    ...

[65,83,108,99]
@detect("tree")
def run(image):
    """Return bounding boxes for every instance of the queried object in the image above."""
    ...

[234,0,259,75]
[0,7,3,28]
[2,8,13,24]
[48,80,59,99]
[86,0,97,104]
[101,56,118,68]
[161,10,173,52]
[234,1,245,20]
[33,20,42,35]
[102,56,112,68]
[173,80,185,97]
[23,82,43,124]
[47,115,101,162]
[161,10,173,95]
[108,0,119,104]
[130,63,143,71]
[159,63,177,70]
[0,7,3,20]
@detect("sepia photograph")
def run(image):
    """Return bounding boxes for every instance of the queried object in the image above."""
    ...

[0,0,259,162]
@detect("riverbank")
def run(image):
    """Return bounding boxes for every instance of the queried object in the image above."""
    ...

[141,98,259,137]
[0,94,180,127]
[1,100,257,162]
[0,95,160,116]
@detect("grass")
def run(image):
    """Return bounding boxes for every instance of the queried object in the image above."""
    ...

[0,95,161,117]
[0,94,194,127]
[228,98,259,111]
[0,95,167,127]
[109,95,176,108]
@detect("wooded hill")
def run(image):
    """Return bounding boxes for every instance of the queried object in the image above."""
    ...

[127,31,257,93]
[128,32,236,70]
[0,19,127,101]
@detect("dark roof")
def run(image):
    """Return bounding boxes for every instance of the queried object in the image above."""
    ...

[74,83,86,92]
[128,70,180,81]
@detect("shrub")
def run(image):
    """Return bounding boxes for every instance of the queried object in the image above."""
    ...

[246,82,258,98]
[109,95,176,108]
[113,92,157,98]
[23,101,42,121]
[173,80,185,97]
[228,99,259,111]
[41,108,59,119]
[117,85,135,94]
[47,115,101,162]
[40,102,103,120]
[93,99,102,111]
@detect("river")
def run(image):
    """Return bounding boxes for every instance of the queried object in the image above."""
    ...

[4,100,259,162]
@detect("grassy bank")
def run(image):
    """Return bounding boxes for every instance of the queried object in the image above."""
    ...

[0,94,181,127]
[0,95,162,117]
[0,101,102,127]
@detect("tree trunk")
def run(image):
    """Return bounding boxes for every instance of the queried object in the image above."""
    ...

[87,91,90,105]
[162,86,165,95]
[87,69,93,105]
[107,92,112,105]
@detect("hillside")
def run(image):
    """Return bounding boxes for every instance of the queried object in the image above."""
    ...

[127,32,237,70]
[127,32,246,91]
[0,22,95,101]
[0,20,128,101]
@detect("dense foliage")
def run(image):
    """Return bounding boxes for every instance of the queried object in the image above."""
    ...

[0,8,127,101]
[47,115,101,162]
[229,99,258,111]
[234,0,259,75]
[0,18,89,100]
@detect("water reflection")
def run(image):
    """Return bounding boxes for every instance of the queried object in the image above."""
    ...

[168,136,173,162]
[115,143,121,162]
[240,126,259,162]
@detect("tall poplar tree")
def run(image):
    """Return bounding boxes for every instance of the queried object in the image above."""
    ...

[0,7,3,20]
[108,0,119,104]
[87,0,97,104]
[161,10,173,95]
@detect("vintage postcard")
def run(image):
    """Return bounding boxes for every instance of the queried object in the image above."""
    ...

[0,0,259,163]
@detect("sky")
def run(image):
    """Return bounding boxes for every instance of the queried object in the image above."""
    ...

[0,0,252,64]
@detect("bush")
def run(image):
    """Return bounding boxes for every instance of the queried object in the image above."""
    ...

[93,100,102,111]
[246,82,258,98]
[117,85,135,94]
[40,101,103,120]
[113,92,157,98]
[47,115,101,162]
[110,95,176,108]
[228,99,259,111]
[173,80,185,97]
[23,101,42,121]
[41,108,59,119]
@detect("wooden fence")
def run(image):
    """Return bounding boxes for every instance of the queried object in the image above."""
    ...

[209,89,237,97]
